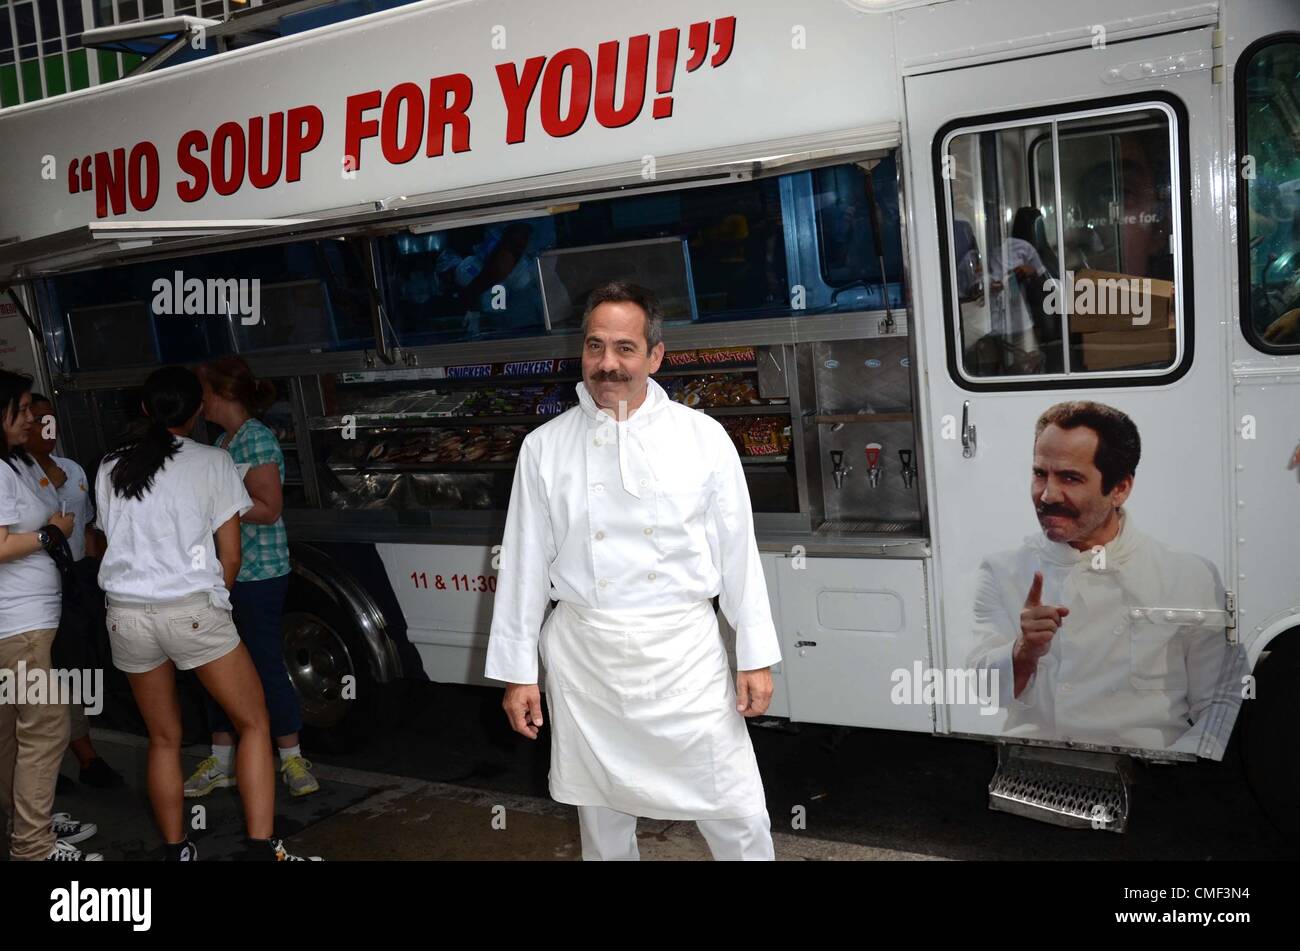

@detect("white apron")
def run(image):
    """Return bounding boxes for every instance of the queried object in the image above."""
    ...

[540,598,768,821]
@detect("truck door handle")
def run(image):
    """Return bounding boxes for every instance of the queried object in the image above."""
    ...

[962,401,977,459]
[794,640,818,648]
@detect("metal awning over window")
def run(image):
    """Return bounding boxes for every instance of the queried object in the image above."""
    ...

[0,122,900,284]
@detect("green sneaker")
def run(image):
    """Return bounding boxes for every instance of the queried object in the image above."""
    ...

[184,755,236,798]
[280,755,320,798]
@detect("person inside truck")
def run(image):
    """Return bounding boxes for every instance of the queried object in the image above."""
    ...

[966,400,1244,754]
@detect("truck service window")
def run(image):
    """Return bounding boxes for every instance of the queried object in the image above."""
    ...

[1237,36,1300,353]
[939,101,1187,385]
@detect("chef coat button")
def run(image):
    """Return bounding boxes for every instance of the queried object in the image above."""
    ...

[594,531,605,540]
[598,579,608,588]
[594,484,604,493]
[1060,682,1072,693]
[594,438,603,447]
[639,479,648,488]
[1112,626,1122,636]
[643,527,653,535]
[647,572,657,581]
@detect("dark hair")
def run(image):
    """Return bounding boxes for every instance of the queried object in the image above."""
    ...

[198,355,275,416]
[1035,400,1141,494]
[581,281,664,351]
[0,369,34,472]
[104,366,203,501]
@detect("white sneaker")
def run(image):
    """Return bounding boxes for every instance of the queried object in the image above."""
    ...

[46,839,103,861]
[52,812,97,845]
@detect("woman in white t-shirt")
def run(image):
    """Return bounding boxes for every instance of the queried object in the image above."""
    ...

[0,369,97,861]
[96,366,316,862]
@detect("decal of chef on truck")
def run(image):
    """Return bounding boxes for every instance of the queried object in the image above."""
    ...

[967,401,1246,754]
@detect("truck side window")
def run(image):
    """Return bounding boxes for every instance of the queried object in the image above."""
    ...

[1237,36,1300,352]
[940,101,1187,384]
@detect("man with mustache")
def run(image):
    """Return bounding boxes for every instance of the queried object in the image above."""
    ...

[486,281,780,860]
[968,401,1241,754]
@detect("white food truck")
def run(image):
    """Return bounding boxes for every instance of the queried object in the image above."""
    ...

[1,0,1297,834]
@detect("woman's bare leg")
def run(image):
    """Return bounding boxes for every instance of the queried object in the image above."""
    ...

[194,644,274,840]
[125,663,186,845]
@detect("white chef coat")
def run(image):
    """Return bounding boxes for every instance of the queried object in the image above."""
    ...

[967,515,1244,757]
[47,455,93,562]
[0,455,62,639]
[95,437,252,612]
[486,377,781,683]
[485,377,781,819]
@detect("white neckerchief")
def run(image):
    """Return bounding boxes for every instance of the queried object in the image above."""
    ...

[574,378,669,498]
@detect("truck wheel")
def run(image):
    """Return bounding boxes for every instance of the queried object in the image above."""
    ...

[282,584,389,752]
[1240,634,1300,846]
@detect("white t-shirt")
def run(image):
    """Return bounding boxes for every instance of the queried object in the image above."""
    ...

[46,455,93,562]
[0,455,62,639]
[95,437,252,611]
[986,237,1048,337]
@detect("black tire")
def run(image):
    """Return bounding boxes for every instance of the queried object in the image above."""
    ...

[1240,633,1300,846]
[282,573,395,753]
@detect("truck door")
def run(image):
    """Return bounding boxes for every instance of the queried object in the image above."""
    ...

[905,28,1244,758]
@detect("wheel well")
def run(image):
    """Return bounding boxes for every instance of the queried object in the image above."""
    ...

[288,543,404,684]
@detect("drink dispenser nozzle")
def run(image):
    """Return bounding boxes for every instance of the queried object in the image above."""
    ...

[830,449,852,490]
[899,449,916,489]
[865,443,883,488]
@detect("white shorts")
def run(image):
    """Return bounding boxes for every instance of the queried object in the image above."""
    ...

[106,592,241,674]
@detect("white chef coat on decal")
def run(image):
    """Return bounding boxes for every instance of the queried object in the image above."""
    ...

[485,378,781,820]
[968,515,1244,758]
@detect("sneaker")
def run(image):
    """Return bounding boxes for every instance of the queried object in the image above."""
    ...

[280,755,320,798]
[79,757,126,789]
[270,838,322,862]
[165,840,199,861]
[46,840,103,861]
[184,755,236,798]
[51,812,97,845]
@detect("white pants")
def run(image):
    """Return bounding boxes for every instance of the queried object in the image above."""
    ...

[578,805,775,861]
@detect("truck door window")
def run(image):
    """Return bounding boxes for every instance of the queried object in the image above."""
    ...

[1237,36,1300,352]
[939,101,1187,386]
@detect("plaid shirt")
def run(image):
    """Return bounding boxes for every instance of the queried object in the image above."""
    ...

[219,419,290,582]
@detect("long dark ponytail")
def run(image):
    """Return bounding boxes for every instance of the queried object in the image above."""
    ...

[104,366,203,500]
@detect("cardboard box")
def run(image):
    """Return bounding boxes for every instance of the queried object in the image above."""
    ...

[1079,327,1176,371]
[1066,269,1175,333]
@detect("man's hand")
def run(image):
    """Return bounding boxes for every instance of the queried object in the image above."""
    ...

[736,667,773,717]
[503,682,544,739]
[1011,571,1069,698]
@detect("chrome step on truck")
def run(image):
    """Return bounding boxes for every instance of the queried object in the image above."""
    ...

[989,746,1133,833]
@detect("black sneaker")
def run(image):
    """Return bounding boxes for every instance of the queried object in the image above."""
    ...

[165,840,199,861]
[79,757,126,789]
[270,838,322,862]
[46,840,103,861]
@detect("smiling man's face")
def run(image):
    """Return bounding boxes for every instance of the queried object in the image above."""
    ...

[581,301,664,417]
[1031,423,1132,550]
